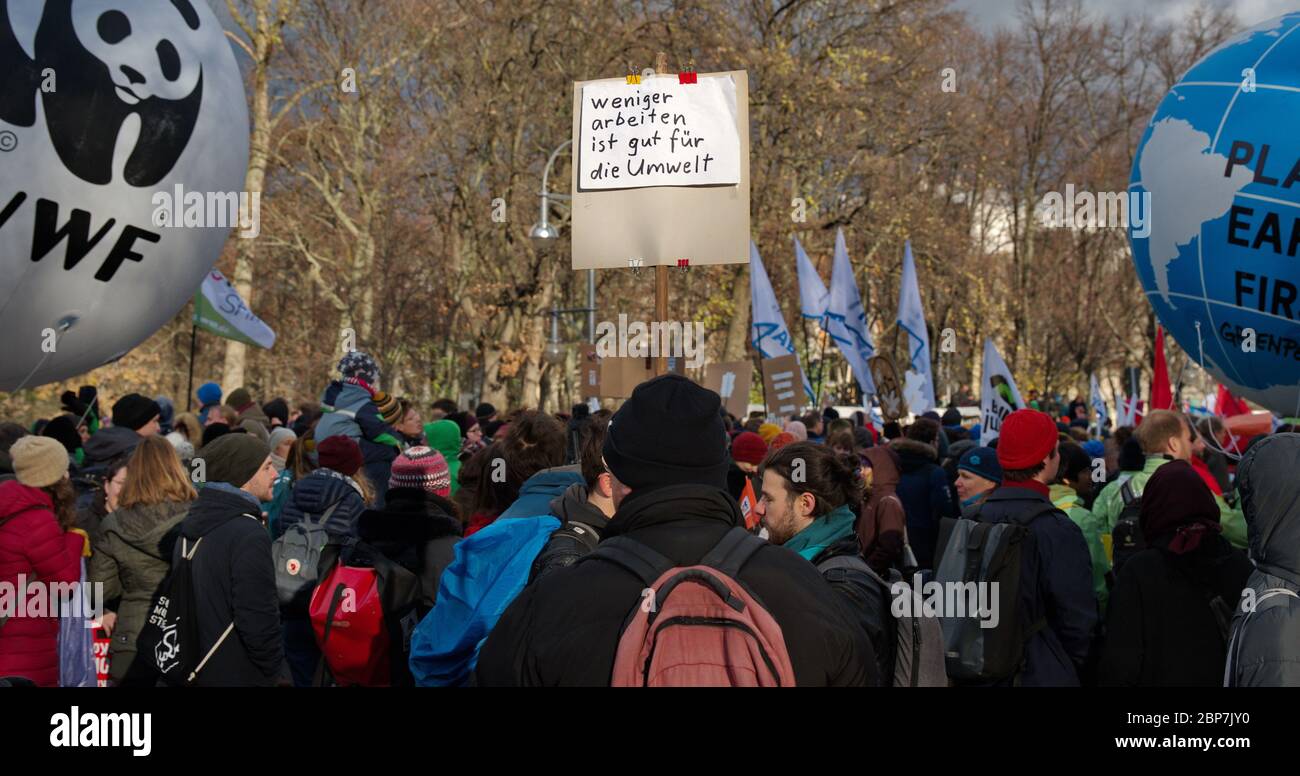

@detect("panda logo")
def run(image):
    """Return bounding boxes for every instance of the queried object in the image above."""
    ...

[0,0,206,187]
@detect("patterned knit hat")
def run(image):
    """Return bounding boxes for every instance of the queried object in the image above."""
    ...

[373,391,402,426]
[388,446,451,497]
[338,351,380,386]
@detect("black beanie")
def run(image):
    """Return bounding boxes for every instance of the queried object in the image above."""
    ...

[41,415,82,455]
[475,402,497,421]
[602,374,729,492]
[262,397,289,427]
[941,407,963,427]
[112,393,161,431]
[200,433,270,487]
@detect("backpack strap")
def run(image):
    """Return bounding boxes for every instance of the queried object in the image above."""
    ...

[307,501,342,528]
[1120,480,1139,508]
[698,525,766,578]
[1225,587,1299,687]
[554,521,601,553]
[584,535,677,588]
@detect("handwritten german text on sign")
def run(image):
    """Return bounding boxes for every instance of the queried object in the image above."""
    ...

[579,77,741,190]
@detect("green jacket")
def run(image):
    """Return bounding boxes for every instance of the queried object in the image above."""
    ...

[424,420,463,496]
[87,500,190,682]
[1049,483,1111,614]
[1092,455,1247,550]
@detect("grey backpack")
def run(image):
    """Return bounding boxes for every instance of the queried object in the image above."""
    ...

[816,554,947,687]
[273,502,340,610]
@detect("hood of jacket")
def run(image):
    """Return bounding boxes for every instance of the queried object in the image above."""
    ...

[548,481,609,529]
[1237,433,1300,580]
[357,488,461,545]
[103,500,191,558]
[0,479,52,520]
[890,438,938,472]
[424,419,463,462]
[292,468,363,514]
[499,466,584,520]
[320,380,372,413]
[82,426,141,465]
[863,445,901,493]
[181,486,262,539]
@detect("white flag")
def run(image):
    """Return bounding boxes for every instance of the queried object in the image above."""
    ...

[794,235,829,322]
[897,240,935,414]
[749,242,815,401]
[822,228,877,398]
[979,338,1023,445]
[193,270,276,350]
[1090,374,1109,434]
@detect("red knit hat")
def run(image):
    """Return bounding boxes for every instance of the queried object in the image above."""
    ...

[731,431,768,466]
[768,431,797,452]
[317,435,363,476]
[389,446,451,497]
[997,410,1058,470]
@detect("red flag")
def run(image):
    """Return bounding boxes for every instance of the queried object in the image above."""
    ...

[739,478,759,531]
[1152,325,1173,411]
[1215,384,1250,418]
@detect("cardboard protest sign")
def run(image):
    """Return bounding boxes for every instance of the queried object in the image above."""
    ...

[704,360,753,419]
[571,71,750,269]
[599,357,653,398]
[761,354,805,417]
[870,355,908,422]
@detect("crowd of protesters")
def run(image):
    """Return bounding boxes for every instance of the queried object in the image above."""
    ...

[1,352,1296,687]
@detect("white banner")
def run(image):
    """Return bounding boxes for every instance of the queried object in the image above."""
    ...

[979,338,1023,445]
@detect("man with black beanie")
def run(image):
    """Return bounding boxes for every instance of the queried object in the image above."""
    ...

[111,393,161,437]
[177,434,286,686]
[478,374,874,686]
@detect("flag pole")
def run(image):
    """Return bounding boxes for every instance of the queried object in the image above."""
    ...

[186,292,199,412]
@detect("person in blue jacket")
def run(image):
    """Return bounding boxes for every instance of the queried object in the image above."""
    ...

[962,409,1099,687]
[314,351,403,508]
[408,411,574,686]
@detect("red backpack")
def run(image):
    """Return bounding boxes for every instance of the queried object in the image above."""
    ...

[308,539,420,686]
[587,527,796,687]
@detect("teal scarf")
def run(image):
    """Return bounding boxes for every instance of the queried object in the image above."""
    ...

[785,504,857,561]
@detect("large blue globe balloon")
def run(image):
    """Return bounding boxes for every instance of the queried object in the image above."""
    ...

[1130,13,1300,416]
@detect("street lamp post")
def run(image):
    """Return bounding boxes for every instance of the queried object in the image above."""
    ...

[530,140,596,344]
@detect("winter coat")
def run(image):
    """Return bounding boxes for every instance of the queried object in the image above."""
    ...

[966,484,1099,686]
[1226,433,1300,686]
[0,481,85,686]
[1048,483,1112,614]
[859,446,907,575]
[276,468,367,539]
[81,426,141,468]
[87,500,189,682]
[529,482,609,584]
[812,535,894,686]
[175,485,285,686]
[316,380,402,501]
[1099,532,1250,686]
[1093,455,1247,549]
[356,488,462,613]
[497,467,584,521]
[890,438,955,570]
[476,483,875,686]
[424,421,463,496]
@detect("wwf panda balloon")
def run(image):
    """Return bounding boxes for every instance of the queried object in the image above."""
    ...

[0,0,249,391]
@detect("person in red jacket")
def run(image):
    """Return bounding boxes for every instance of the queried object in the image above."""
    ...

[0,436,87,686]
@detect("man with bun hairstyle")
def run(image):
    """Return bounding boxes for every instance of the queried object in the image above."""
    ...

[965,409,1098,686]
[477,374,873,686]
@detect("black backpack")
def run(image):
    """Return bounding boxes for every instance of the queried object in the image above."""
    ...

[934,504,1056,683]
[135,535,235,686]
[1111,480,1144,576]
